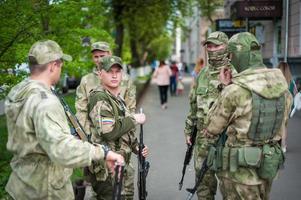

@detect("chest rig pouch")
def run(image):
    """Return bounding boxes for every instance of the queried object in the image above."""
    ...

[248,92,285,142]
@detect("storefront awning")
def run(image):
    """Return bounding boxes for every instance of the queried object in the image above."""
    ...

[231,0,283,20]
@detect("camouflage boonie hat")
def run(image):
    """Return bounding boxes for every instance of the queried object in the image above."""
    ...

[204,31,229,46]
[91,41,111,53]
[100,56,123,71]
[28,40,72,65]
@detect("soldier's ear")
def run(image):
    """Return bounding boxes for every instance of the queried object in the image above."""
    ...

[97,70,102,78]
[49,61,56,72]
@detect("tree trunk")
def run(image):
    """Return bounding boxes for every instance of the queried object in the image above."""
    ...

[112,1,125,57]
[114,23,124,57]
[130,37,140,68]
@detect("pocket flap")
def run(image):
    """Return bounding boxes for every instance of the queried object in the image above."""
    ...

[241,147,262,167]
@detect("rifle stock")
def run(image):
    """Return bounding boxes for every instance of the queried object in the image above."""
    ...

[179,126,197,190]
[185,158,209,200]
[51,87,89,142]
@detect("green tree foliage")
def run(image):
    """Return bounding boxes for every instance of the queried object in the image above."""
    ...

[196,0,224,24]
[103,0,195,67]
[0,0,112,97]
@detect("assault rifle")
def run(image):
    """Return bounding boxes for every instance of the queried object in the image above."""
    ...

[185,158,209,200]
[185,132,227,200]
[51,87,89,142]
[112,164,125,200]
[178,126,197,190]
[137,108,150,200]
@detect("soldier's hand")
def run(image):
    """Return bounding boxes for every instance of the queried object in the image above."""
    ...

[219,67,232,86]
[142,145,149,158]
[134,113,146,124]
[186,135,192,145]
[203,129,214,138]
[105,151,124,174]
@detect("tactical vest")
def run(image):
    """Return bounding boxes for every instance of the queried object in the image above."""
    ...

[207,90,286,176]
[88,90,126,151]
[248,92,285,143]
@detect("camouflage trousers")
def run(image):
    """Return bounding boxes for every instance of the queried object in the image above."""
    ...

[193,137,217,200]
[219,176,272,200]
[89,162,135,200]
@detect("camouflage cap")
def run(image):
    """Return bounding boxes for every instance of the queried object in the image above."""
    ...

[28,40,72,65]
[100,56,123,71]
[204,31,229,46]
[91,41,111,53]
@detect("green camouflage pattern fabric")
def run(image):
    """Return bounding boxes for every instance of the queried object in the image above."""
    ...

[204,31,229,46]
[28,40,72,65]
[89,163,135,200]
[100,55,123,71]
[75,68,136,135]
[206,67,292,193]
[91,41,111,52]
[5,79,101,200]
[228,32,263,73]
[219,177,271,200]
[87,88,138,199]
[184,31,234,199]
[205,32,292,199]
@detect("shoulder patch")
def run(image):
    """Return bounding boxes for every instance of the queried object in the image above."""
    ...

[40,91,47,99]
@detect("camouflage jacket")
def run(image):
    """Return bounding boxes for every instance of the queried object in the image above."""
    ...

[5,79,101,200]
[206,67,292,184]
[88,88,138,163]
[75,68,136,135]
[184,64,235,137]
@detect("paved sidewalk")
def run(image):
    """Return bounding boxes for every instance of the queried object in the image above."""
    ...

[0,99,4,115]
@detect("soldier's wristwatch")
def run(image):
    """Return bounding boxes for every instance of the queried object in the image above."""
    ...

[102,145,110,160]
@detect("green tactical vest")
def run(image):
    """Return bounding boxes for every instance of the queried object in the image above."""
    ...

[88,90,127,150]
[248,92,285,143]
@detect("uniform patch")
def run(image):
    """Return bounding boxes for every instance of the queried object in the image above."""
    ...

[101,117,114,125]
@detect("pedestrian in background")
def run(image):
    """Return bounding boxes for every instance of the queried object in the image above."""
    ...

[277,61,298,152]
[170,61,179,96]
[190,58,204,90]
[152,60,172,109]
[4,40,124,200]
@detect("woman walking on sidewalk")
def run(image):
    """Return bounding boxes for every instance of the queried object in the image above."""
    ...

[152,60,172,109]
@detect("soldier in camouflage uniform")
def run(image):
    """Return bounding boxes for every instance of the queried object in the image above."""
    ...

[87,55,149,200]
[204,32,292,199]
[4,40,124,200]
[184,31,235,200]
[75,41,136,135]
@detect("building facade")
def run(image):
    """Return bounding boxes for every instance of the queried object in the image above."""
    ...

[224,0,301,78]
